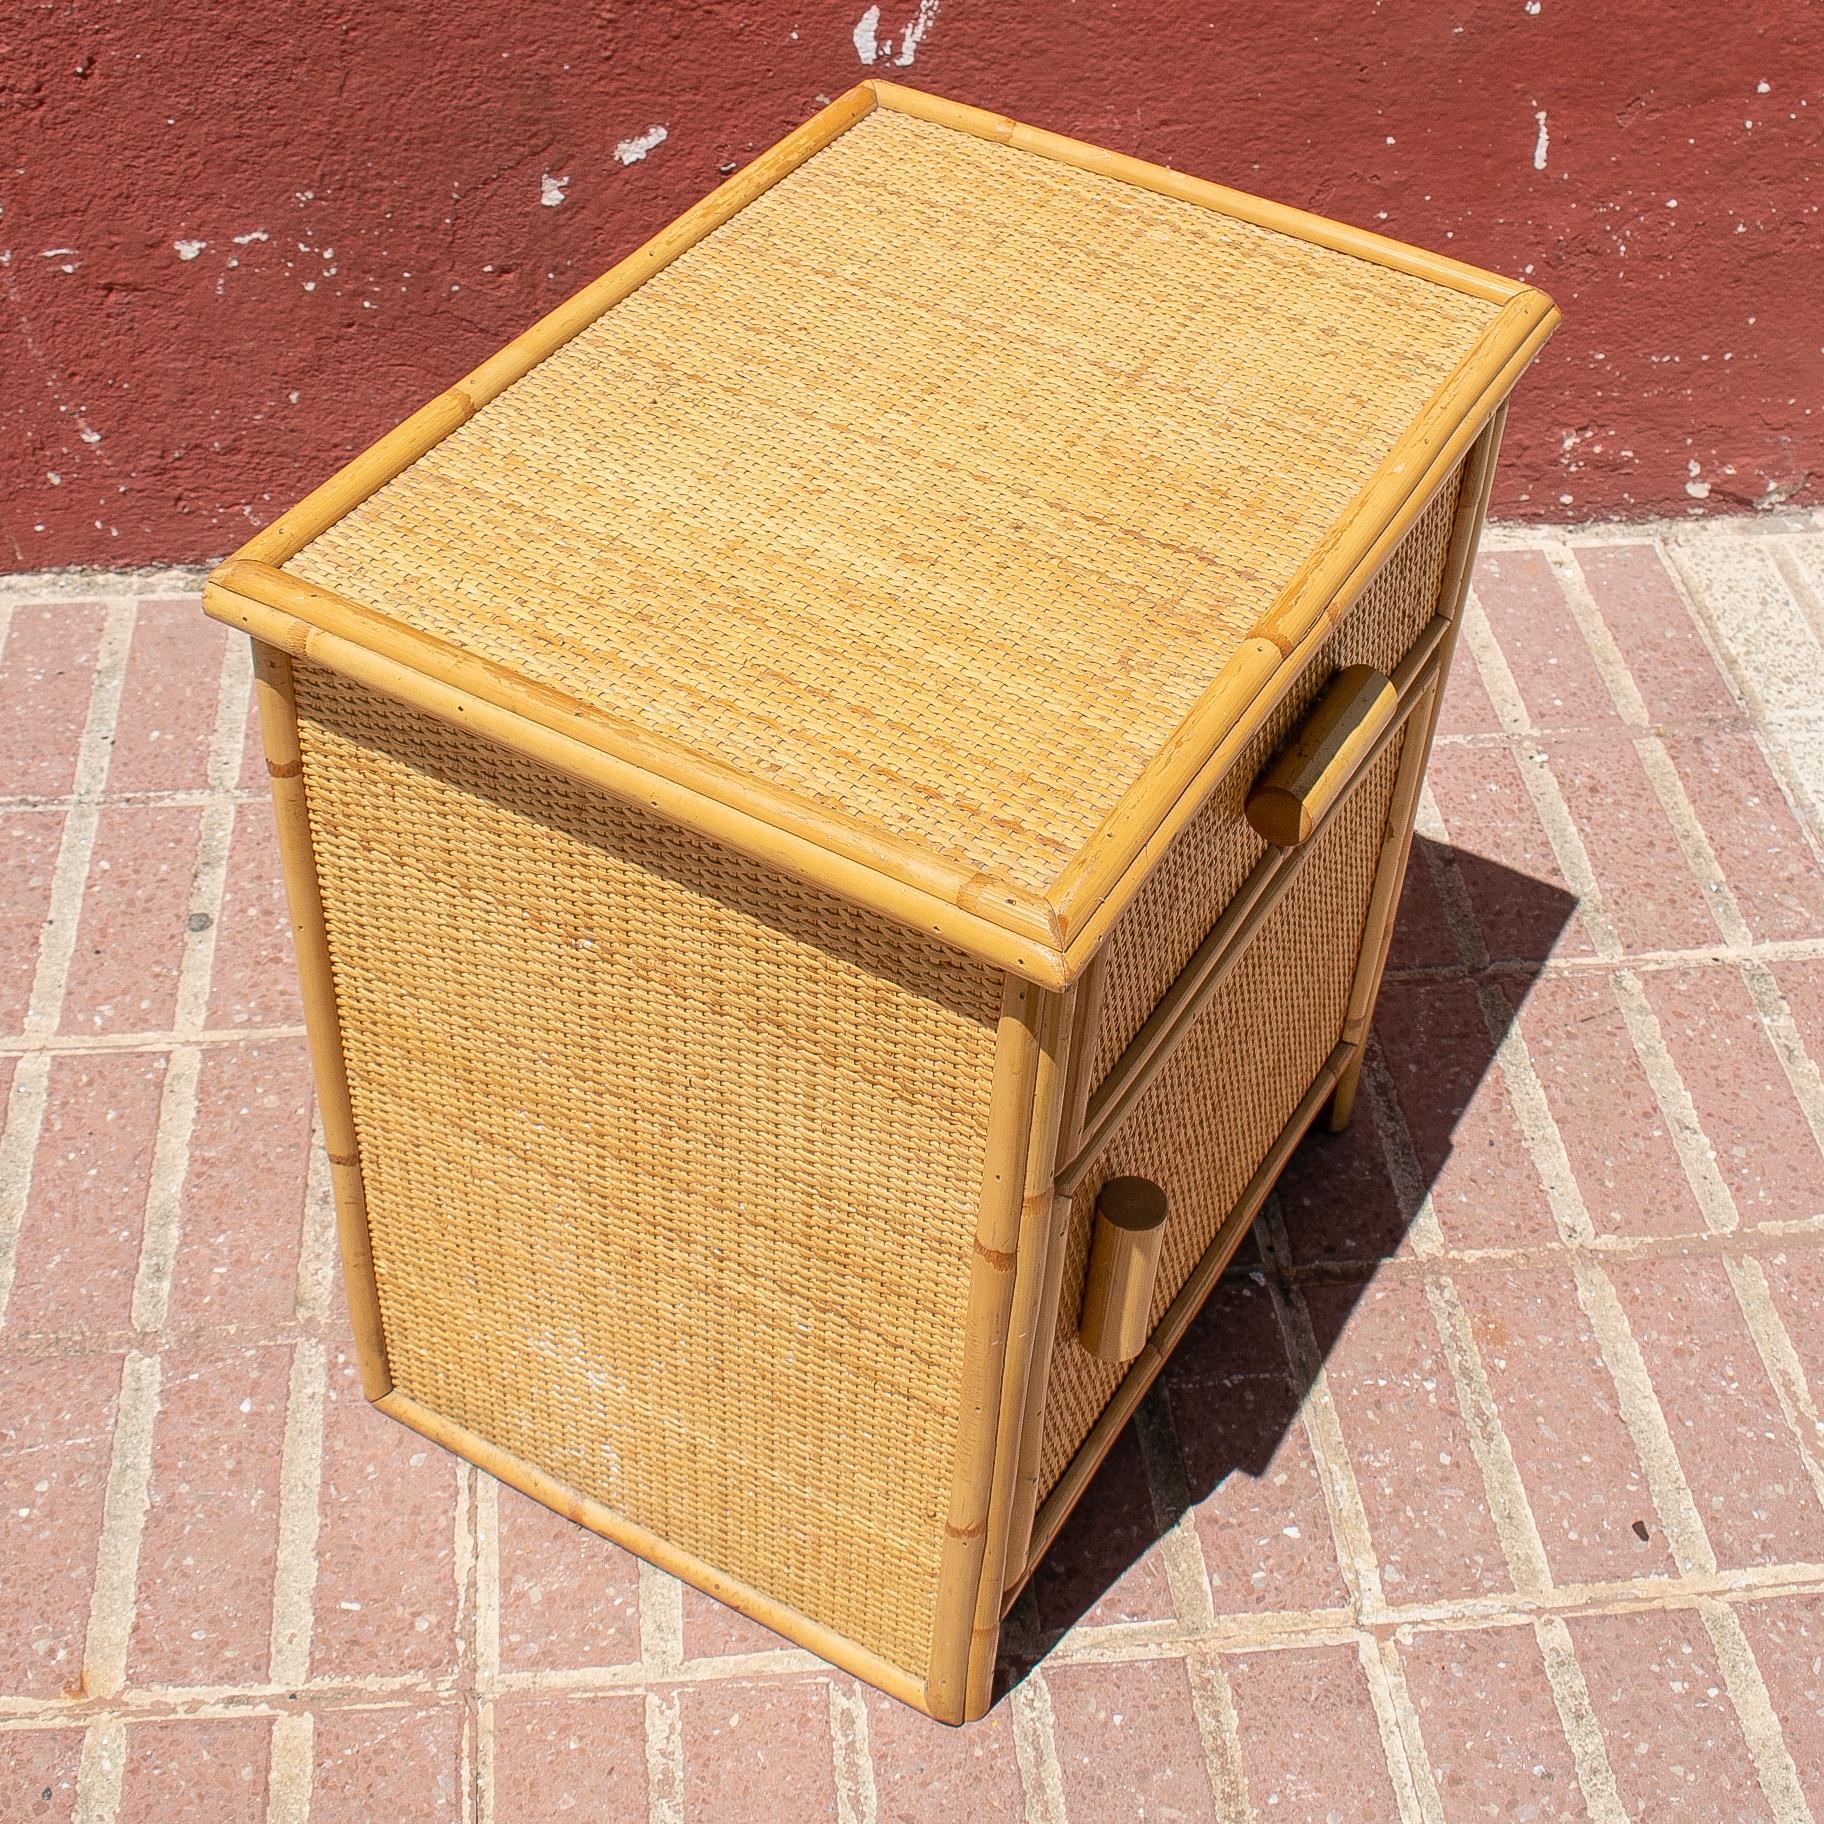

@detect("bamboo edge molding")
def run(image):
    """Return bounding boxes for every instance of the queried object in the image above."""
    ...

[201,78,1560,991]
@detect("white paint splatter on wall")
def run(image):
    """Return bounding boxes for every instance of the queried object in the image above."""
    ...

[173,239,206,260]
[1533,109,1549,170]
[540,172,569,206]
[614,125,669,165]
[853,6,881,63]
[897,0,940,64]
[854,2,940,66]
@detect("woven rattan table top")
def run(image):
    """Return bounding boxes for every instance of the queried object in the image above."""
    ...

[215,84,1555,980]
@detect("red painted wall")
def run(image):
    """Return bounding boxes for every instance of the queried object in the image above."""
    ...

[5,1,1820,569]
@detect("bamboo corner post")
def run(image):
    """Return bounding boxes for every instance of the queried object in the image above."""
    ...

[200,80,1555,1724]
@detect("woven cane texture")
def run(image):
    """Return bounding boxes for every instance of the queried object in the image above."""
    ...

[1085,463,1464,1091]
[288,107,1498,897]
[1039,735,1406,1496]
[290,664,1005,1679]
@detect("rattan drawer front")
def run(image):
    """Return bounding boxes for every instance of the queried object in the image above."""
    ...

[1083,461,1465,1098]
[291,663,1006,1682]
[1036,732,1406,1502]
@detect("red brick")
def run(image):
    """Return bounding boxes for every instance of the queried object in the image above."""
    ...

[309,1704,463,1823]
[164,1040,312,1331]
[0,812,61,1030]
[496,1481,641,1671]
[0,1351,122,1698]
[1510,970,1705,1238]
[682,1583,794,1661]
[1047,1656,1219,1822]
[4,1727,83,1822]
[488,1694,648,1823]
[106,598,225,794]
[861,1683,1027,1820]
[1769,956,1824,1163]
[1227,1642,1404,1822]
[309,1346,461,1679]
[1571,1607,1775,1821]
[1027,1418,1176,1633]
[1574,544,1740,729]
[1168,1277,1351,1615]
[0,602,104,800]
[1473,549,1619,730]
[1663,731,1824,942]
[1732,1595,1824,1815]
[1645,966,1824,1225]
[1456,1267,1674,1583]
[1383,834,1463,977]
[206,801,300,1029]
[59,805,199,1034]
[1304,1276,1511,1603]
[4,1051,165,1338]
[117,1717,270,1824]
[1433,647,1503,737]
[1401,1622,1589,1822]
[1374,977,1560,1252]
[1757,1249,1824,1416]
[1545,733,1718,953]
[128,1344,291,1687]
[1426,744,1591,964]
[1276,1068,1414,1264]
[1609,1255,1824,1568]
[677,1678,838,1821]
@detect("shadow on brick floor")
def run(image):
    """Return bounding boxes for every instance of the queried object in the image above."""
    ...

[996,838,1578,1689]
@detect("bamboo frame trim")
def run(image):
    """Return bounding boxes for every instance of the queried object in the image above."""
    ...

[1059,622,1447,1192]
[1048,289,1560,964]
[1008,1044,1353,1599]
[866,82,1523,304]
[926,975,1045,1722]
[203,579,1075,989]
[202,83,1557,990]
[252,643,391,1400]
[1343,412,1504,1046]
[963,985,1074,1718]
[375,1389,931,1713]
[213,558,1060,948]
[1326,415,1507,1129]
[999,948,1107,1586]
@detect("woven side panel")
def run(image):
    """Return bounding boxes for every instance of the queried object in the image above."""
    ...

[1038,735,1405,1496]
[1088,462,1464,1090]
[291,668,1006,1679]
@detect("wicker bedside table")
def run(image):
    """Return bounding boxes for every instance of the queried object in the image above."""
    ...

[203,81,1557,1722]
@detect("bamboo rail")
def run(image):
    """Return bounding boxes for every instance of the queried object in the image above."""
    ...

[925,975,1045,1721]
[203,579,1074,988]
[212,559,1061,951]
[866,83,1523,304]
[962,984,1075,1719]
[1326,407,1510,1129]
[252,642,391,1399]
[376,1389,930,1712]
[1048,288,1559,968]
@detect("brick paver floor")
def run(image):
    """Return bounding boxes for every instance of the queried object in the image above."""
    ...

[4,511,1824,1821]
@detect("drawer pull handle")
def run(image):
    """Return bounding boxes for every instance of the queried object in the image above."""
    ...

[1077,1176,1170,1363]
[1246,664,1399,848]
